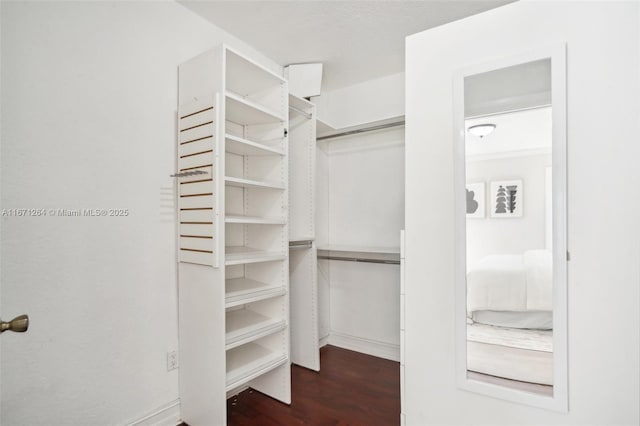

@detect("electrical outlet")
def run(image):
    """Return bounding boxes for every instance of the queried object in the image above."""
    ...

[167,351,178,371]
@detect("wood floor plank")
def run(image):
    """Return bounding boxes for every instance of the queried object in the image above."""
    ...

[227,345,400,426]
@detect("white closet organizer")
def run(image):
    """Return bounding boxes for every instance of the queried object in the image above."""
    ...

[288,94,320,372]
[177,44,290,426]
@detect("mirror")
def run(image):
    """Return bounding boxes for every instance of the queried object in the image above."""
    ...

[454,47,567,411]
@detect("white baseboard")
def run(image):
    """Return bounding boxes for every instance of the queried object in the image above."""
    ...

[125,399,181,426]
[319,334,330,348]
[327,331,400,362]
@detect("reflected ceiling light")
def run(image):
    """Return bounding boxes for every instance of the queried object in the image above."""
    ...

[467,123,496,139]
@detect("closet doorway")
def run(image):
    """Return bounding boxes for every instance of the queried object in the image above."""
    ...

[316,122,405,362]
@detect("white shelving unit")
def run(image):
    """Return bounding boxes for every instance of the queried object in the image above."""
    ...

[288,94,320,372]
[178,44,290,426]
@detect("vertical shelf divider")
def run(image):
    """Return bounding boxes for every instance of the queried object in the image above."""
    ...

[288,94,320,372]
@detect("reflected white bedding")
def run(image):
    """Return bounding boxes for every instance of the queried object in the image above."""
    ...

[467,250,552,314]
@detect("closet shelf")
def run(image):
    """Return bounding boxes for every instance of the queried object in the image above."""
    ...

[225,215,286,225]
[225,278,286,308]
[225,47,285,97]
[226,343,288,392]
[225,246,286,266]
[226,91,285,125]
[289,94,314,120]
[225,134,285,157]
[226,309,287,350]
[289,236,315,244]
[315,244,400,254]
[316,245,401,264]
[225,176,285,190]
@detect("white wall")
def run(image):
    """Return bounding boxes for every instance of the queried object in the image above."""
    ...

[466,154,551,267]
[316,128,404,359]
[405,1,639,424]
[325,129,405,248]
[0,1,280,424]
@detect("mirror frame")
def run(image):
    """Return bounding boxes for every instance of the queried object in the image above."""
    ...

[453,44,568,412]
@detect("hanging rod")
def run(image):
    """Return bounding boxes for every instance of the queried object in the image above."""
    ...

[317,120,405,141]
[317,255,400,265]
[289,240,313,250]
[289,105,312,120]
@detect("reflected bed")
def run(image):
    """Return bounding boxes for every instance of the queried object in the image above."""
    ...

[466,249,553,385]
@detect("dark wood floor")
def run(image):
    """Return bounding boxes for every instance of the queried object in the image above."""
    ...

[226,345,400,426]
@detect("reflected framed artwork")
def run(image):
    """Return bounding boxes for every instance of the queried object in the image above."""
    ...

[466,182,485,218]
[490,180,523,218]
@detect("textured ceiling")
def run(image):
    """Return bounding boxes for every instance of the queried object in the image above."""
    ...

[178,0,515,92]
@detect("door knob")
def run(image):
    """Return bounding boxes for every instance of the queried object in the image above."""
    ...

[0,314,29,333]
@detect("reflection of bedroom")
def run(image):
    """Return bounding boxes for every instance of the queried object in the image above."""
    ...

[465,105,553,394]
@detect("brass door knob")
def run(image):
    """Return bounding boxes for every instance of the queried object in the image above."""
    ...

[0,314,29,333]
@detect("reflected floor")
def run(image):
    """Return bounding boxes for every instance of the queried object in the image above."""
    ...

[468,371,553,396]
[467,323,553,387]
